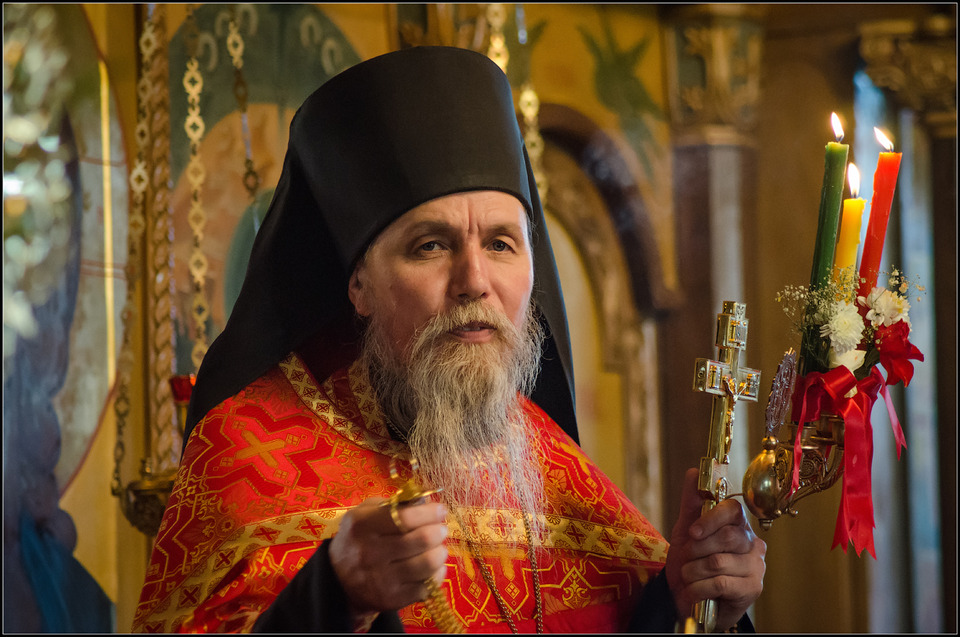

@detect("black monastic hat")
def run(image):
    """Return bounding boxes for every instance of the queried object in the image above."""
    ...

[183,46,578,450]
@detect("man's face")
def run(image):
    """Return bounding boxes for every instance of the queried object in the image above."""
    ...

[352,190,544,520]
[349,190,534,356]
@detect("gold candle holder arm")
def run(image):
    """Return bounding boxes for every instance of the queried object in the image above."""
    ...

[743,350,846,529]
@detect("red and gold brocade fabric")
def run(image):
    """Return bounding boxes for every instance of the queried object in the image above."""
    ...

[133,353,668,633]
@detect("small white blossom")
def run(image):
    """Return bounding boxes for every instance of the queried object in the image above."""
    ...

[859,287,911,328]
[820,300,864,354]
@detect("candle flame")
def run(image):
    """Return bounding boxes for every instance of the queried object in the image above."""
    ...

[848,163,861,198]
[874,127,894,151]
[831,112,844,141]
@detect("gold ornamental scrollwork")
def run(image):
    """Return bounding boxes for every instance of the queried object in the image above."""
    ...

[664,5,766,147]
[392,4,487,50]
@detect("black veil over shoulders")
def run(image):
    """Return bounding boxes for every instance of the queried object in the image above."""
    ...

[183,46,578,452]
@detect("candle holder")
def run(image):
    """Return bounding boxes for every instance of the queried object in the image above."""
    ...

[121,460,178,537]
[118,374,194,536]
[763,263,922,557]
[742,412,845,529]
[739,119,914,560]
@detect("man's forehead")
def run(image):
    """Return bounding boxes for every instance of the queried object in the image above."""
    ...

[380,190,531,239]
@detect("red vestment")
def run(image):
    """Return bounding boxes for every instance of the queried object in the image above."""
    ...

[133,353,668,633]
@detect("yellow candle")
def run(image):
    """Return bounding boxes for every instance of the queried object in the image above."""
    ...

[833,163,864,283]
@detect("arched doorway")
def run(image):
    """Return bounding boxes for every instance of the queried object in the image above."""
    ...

[540,104,676,529]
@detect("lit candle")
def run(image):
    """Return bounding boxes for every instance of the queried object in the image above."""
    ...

[833,163,865,283]
[809,113,849,290]
[857,128,902,298]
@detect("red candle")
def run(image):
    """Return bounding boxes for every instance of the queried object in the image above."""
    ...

[857,127,901,298]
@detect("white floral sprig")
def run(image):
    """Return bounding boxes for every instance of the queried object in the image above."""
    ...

[860,284,912,329]
[777,266,924,378]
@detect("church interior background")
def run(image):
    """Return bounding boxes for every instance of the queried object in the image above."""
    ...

[3,3,955,632]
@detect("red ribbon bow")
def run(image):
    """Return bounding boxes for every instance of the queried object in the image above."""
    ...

[790,362,908,558]
[874,320,924,387]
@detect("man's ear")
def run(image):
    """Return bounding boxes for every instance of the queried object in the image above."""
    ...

[348,266,371,318]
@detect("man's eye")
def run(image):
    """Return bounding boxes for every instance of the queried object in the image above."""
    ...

[490,240,511,252]
[418,240,441,253]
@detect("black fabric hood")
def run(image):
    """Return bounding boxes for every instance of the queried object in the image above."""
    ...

[183,46,578,450]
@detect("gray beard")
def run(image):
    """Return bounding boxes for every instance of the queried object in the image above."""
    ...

[359,300,546,539]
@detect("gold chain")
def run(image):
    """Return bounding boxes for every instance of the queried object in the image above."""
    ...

[183,5,210,371]
[513,5,549,204]
[484,4,549,205]
[112,4,164,497]
[226,8,260,201]
[450,506,544,634]
[519,82,548,204]
[485,4,509,73]
[110,5,167,497]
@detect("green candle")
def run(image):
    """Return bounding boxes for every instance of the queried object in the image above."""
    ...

[809,113,849,290]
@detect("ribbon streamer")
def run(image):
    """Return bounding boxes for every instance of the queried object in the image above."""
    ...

[789,323,920,556]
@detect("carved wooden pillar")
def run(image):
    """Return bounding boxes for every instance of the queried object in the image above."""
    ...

[659,4,766,527]
[860,14,956,633]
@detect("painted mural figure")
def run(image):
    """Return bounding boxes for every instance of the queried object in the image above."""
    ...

[133,46,764,633]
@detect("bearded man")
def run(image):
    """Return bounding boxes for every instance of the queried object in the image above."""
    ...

[133,46,765,634]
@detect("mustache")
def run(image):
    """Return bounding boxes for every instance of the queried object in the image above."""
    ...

[408,301,517,351]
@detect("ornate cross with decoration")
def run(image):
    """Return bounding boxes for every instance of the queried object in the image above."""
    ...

[688,301,761,632]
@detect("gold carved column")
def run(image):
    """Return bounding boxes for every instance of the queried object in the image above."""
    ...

[859,14,957,138]
[658,3,766,528]
[665,4,764,147]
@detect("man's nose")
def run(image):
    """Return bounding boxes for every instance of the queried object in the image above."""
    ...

[450,244,490,301]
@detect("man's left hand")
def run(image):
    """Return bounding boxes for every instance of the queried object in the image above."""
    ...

[664,467,767,630]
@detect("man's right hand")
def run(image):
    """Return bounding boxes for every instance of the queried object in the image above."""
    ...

[329,497,449,614]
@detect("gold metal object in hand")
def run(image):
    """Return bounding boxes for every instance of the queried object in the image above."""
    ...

[689,302,760,633]
[743,409,845,528]
[742,347,847,529]
[380,458,460,632]
[422,575,464,634]
[379,458,443,534]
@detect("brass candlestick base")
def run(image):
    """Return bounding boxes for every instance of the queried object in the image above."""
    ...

[743,413,845,528]
[121,459,177,536]
[116,375,192,536]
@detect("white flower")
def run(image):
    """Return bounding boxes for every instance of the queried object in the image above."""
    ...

[820,300,864,354]
[859,286,911,328]
[829,347,867,379]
